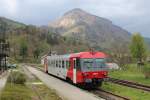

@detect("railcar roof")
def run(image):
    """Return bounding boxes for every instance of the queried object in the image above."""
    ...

[47,51,107,59]
[70,52,107,58]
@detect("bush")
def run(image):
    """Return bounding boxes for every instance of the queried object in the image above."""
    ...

[1,91,31,100]
[7,71,26,84]
[143,64,150,79]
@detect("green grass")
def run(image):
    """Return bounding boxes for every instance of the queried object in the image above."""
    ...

[102,82,150,100]
[0,68,62,100]
[103,63,150,100]
[27,74,62,100]
[0,70,32,100]
[32,84,62,100]
[0,83,32,100]
[109,63,150,85]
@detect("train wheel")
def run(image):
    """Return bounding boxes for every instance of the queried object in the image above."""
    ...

[66,77,72,84]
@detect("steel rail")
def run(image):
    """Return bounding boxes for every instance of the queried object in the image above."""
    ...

[92,88,130,100]
[108,77,150,92]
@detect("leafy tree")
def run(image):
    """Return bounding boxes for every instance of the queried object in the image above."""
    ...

[130,33,147,63]
[33,47,41,58]
[110,41,130,68]
[46,32,59,45]
[20,38,28,60]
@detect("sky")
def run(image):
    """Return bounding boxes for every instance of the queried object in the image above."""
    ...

[0,0,150,38]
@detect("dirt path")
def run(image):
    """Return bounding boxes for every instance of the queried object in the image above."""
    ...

[0,71,9,93]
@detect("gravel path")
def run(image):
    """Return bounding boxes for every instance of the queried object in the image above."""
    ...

[0,71,8,93]
[26,66,103,100]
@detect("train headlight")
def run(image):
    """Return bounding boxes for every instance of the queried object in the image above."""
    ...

[83,73,89,77]
[103,72,107,75]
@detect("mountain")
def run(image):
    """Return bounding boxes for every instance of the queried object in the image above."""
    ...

[49,8,131,49]
[0,13,148,62]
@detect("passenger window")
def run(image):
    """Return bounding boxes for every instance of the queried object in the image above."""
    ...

[59,60,61,68]
[48,61,50,66]
[53,60,54,67]
[56,60,58,67]
[51,60,52,66]
[54,60,56,67]
[64,60,66,69]
[49,61,51,66]
[52,60,53,67]
[66,61,70,69]
[62,60,64,68]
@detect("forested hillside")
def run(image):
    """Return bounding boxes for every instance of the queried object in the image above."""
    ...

[0,17,89,63]
[0,9,149,63]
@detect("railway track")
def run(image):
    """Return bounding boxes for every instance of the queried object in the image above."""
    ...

[28,65,149,99]
[28,65,130,100]
[108,77,150,92]
[91,88,130,100]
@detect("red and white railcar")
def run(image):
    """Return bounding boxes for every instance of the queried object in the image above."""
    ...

[44,51,108,86]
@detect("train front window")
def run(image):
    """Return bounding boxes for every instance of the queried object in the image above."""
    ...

[95,59,106,68]
[81,58,107,72]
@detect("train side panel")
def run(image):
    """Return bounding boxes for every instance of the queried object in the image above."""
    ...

[44,52,108,86]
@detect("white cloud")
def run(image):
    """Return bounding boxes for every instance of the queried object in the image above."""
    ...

[76,0,145,18]
[0,0,149,37]
[0,0,18,15]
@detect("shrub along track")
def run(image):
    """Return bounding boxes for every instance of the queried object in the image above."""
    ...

[107,77,150,92]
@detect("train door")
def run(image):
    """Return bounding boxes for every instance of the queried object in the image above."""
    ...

[60,59,64,79]
[58,58,64,79]
[44,58,48,73]
[61,59,66,79]
[58,58,61,77]
[73,58,77,84]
